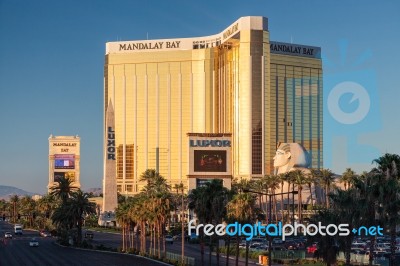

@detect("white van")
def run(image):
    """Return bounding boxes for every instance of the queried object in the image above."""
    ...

[14,224,23,235]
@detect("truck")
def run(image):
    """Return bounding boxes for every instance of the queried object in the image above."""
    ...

[14,224,23,235]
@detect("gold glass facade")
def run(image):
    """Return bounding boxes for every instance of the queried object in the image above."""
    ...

[104,16,322,194]
[266,54,323,173]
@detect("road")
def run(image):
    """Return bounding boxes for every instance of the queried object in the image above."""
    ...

[87,229,260,266]
[0,221,165,266]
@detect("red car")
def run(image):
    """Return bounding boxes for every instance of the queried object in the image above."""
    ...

[307,243,318,253]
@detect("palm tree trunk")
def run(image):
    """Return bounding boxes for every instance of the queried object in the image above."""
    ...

[280,181,284,222]
[150,225,153,256]
[245,241,249,266]
[274,195,278,223]
[298,186,302,224]
[209,236,212,266]
[325,185,330,208]
[158,222,161,259]
[77,219,83,245]
[345,234,352,265]
[122,225,126,251]
[153,223,156,256]
[200,232,205,266]
[309,183,314,209]
[163,221,166,258]
[135,227,138,252]
[390,222,396,266]
[287,182,291,224]
[235,236,239,266]
[127,225,130,250]
[216,235,220,266]
[141,221,146,254]
[225,236,230,266]
[369,235,375,265]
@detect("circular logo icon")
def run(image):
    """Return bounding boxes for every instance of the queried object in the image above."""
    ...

[328,81,370,124]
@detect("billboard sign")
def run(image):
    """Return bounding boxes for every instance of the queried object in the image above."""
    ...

[54,154,75,169]
[194,150,227,172]
[54,172,65,182]
[188,133,231,176]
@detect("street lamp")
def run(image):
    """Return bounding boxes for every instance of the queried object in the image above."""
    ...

[244,189,298,266]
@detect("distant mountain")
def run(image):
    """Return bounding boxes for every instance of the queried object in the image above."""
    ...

[85,187,102,196]
[0,185,35,200]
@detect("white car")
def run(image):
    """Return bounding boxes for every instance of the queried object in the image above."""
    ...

[4,232,12,239]
[165,235,174,244]
[29,238,39,247]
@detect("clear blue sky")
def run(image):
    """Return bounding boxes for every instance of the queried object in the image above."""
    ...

[0,0,399,194]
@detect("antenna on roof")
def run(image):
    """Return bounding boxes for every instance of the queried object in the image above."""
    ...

[147,32,149,40]
[290,35,293,44]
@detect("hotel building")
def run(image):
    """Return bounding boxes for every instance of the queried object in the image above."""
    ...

[104,16,322,194]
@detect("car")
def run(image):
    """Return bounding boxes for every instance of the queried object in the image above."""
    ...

[165,235,174,244]
[272,238,284,245]
[40,230,51,237]
[4,232,12,239]
[285,240,299,250]
[84,231,94,239]
[307,243,318,253]
[189,232,198,240]
[271,246,286,251]
[29,238,39,247]
[173,233,182,240]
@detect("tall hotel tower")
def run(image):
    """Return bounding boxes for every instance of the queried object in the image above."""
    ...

[104,16,322,194]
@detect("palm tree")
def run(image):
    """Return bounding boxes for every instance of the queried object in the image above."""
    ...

[19,195,36,227]
[330,188,360,266]
[340,168,357,190]
[310,209,339,266]
[173,182,186,266]
[353,172,380,265]
[226,192,258,266]
[232,177,250,194]
[318,169,336,208]
[188,179,231,266]
[37,194,58,228]
[188,185,208,266]
[9,195,19,223]
[139,169,172,258]
[208,180,231,266]
[51,189,96,245]
[285,173,295,224]
[277,173,287,222]
[264,175,280,223]
[289,170,308,223]
[50,176,78,204]
[129,194,149,255]
[250,178,267,214]
[372,153,400,266]
[68,190,96,244]
[0,199,9,220]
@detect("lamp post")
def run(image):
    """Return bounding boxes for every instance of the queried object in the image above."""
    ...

[292,186,295,226]
[181,186,185,266]
[244,189,298,266]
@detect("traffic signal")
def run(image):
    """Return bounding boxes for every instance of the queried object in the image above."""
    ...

[17,213,21,220]
[45,212,50,219]
[32,212,36,219]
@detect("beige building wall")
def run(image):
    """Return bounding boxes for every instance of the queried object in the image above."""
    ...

[48,135,81,192]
